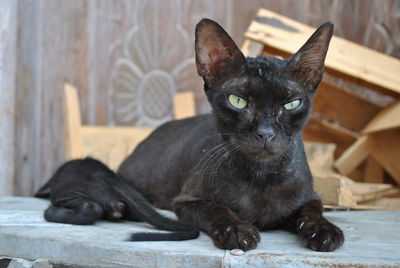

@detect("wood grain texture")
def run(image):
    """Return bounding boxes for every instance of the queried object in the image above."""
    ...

[63,84,84,160]
[363,157,384,183]
[302,117,359,157]
[334,136,371,175]
[313,82,381,132]
[370,129,400,184]
[245,8,400,96]
[11,0,227,196]
[0,0,17,196]
[363,101,400,134]
[3,0,400,196]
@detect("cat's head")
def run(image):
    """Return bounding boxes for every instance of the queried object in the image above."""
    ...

[195,19,333,161]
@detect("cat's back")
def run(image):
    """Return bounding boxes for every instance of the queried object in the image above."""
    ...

[118,114,216,208]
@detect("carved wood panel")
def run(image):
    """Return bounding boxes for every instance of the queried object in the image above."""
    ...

[13,0,228,195]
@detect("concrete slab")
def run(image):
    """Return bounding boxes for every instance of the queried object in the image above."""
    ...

[0,197,399,268]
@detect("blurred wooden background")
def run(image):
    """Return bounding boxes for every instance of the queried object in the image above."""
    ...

[1,0,399,196]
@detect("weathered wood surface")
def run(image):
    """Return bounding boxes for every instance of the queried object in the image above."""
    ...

[2,0,400,196]
[0,0,17,196]
[245,8,400,97]
[1,197,400,267]
[12,0,227,196]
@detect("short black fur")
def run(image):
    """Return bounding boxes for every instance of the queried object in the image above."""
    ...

[35,157,199,241]
[118,19,344,251]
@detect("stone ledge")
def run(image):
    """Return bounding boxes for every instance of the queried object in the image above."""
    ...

[0,197,399,267]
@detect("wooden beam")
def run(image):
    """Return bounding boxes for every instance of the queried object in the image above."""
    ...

[63,84,84,160]
[80,126,153,169]
[313,175,356,207]
[370,129,400,185]
[245,9,400,97]
[363,101,400,134]
[173,91,196,120]
[364,157,384,183]
[334,136,371,175]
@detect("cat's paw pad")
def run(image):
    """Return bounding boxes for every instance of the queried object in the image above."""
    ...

[211,223,260,251]
[297,216,344,252]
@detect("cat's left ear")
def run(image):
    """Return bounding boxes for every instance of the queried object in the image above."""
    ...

[286,22,334,90]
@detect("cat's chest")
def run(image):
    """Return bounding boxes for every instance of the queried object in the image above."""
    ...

[223,176,308,228]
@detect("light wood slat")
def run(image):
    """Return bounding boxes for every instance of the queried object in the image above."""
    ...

[63,84,84,160]
[174,91,196,120]
[245,9,400,97]
[363,101,400,134]
[334,136,371,175]
[80,126,153,170]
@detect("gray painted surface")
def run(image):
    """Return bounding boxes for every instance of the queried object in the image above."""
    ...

[0,197,399,267]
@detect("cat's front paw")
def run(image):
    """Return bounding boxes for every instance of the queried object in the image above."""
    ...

[297,215,344,252]
[211,223,260,251]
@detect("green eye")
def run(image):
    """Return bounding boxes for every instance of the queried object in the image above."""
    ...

[284,99,301,110]
[228,94,247,109]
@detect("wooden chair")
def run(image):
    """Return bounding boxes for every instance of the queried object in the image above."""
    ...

[63,83,195,171]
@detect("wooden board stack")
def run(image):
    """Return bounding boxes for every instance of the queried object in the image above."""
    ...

[242,9,400,210]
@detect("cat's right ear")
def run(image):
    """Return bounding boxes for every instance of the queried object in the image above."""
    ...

[195,19,247,87]
[286,22,334,90]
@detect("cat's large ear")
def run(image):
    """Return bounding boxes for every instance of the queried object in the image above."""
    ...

[286,22,334,90]
[195,19,247,87]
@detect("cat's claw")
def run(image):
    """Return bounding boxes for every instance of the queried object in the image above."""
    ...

[211,223,260,251]
[297,216,344,252]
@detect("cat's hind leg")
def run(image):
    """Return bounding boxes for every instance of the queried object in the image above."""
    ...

[44,202,103,225]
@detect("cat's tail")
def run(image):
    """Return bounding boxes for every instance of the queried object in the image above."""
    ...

[114,179,200,241]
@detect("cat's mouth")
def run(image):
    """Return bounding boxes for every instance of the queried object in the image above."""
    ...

[245,148,277,161]
[238,141,281,161]
[230,135,286,161]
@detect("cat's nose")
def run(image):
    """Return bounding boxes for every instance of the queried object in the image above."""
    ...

[256,125,276,143]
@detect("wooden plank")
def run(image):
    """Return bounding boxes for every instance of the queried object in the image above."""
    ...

[245,9,400,97]
[334,136,371,175]
[313,82,381,132]
[302,117,359,157]
[240,39,264,57]
[364,156,384,183]
[80,126,153,169]
[370,129,400,184]
[173,92,196,120]
[357,198,400,210]
[313,175,355,207]
[348,182,399,204]
[363,101,400,134]
[63,84,84,160]
[0,0,17,196]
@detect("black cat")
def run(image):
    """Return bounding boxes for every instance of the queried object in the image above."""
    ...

[35,157,199,241]
[118,19,344,251]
